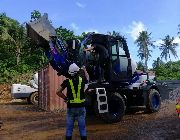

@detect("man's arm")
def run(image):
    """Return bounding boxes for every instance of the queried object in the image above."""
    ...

[81,66,89,83]
[56,85,67,100]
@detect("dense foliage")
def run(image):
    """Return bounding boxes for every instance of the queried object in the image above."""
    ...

[155,60,180,80]
[0,13,47,83]
[0,12,84,83]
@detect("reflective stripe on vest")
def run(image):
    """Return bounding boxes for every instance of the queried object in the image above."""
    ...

[176,104,180,109]
[69,77,85,103]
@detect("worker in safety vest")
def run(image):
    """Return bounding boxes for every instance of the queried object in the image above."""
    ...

[56,63,89,140]
[176,98,180,118]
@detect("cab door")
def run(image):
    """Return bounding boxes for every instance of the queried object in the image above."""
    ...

[110,41,120,82]
[110,41,130,82]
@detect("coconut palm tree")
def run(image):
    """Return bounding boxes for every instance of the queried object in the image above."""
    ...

[135,31,154,72]
[159,35,178,62]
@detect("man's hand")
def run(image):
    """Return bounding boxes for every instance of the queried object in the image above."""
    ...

[81,65,86,70]
[88,89,95,92]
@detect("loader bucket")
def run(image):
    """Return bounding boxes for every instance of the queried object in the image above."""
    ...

[26,13,57,50]
[26,14,71,76]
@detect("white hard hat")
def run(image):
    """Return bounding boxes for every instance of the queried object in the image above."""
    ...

[68,63,80,76]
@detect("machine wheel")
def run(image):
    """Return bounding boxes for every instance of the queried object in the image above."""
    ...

[94,92,126,123]
[146,89,161,112]
[30,92,39,105]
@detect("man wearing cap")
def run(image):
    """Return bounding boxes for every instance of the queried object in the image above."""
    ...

[56,63,89,140]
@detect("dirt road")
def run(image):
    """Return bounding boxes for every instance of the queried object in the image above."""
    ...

[0,100,179,140]
[0,83,180,140]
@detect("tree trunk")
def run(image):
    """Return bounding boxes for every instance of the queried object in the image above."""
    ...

[169,53,172,68]
[157,57,160,68]
[143,48,148,73]
[144,48,149,79]
[169,53,171,62]
[144,58,148,72]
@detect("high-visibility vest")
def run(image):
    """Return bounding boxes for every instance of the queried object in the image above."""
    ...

[69,76,85,103]
[176,104,180,108]
[176,104,180,118]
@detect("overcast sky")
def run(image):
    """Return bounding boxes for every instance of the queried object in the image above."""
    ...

[1,0,180,67]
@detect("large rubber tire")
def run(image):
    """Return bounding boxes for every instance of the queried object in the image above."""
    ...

[30,92,39,105]
[94,92,126,123]
[146,89,161,113]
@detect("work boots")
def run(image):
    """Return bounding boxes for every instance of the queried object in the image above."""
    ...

[66,136,72,140]
[81,136,87,140]
[66,136,87,140]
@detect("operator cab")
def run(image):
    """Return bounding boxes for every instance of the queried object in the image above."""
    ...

[80,33,134,84]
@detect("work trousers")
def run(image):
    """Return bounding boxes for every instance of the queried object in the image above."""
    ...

[66,107,87,138]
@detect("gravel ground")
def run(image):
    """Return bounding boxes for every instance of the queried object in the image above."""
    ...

[0,84,180,140]
[0,100,179,140]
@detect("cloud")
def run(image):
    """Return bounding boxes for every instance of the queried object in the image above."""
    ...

[70,23,79,31]
[75,2,86,8]
[154,36,180,46]
[127,21,147,40]
[84,29,99,33]
[173,36,180,44]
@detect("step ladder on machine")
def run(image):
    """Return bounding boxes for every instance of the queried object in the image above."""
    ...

[96,88,108,113]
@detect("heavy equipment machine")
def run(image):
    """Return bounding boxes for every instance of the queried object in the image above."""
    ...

[11,73,38,105]
[26,14,161,123]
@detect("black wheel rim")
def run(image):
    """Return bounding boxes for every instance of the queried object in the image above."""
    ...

[152,94,159,109]
[35,95,38,101]
[34,94,38,104]
[108,99,123,117]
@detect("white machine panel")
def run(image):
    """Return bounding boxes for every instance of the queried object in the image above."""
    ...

[96,88,108,113]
